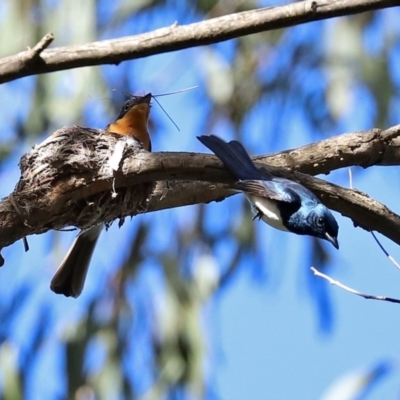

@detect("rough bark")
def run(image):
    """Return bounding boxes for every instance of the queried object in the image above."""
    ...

[2,124,400,263]
[0,0,398,83]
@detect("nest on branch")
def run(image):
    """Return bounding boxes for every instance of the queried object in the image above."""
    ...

[12,126,155,234]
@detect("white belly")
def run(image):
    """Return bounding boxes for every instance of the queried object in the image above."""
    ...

[247,195,288,232]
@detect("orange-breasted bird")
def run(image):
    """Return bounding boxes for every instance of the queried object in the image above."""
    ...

[50,94,152,298]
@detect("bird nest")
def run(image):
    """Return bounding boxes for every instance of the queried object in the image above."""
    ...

[12,126,154,233]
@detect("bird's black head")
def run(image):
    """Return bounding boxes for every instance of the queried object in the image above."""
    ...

[288,203,339,249]
[117,93,152,120]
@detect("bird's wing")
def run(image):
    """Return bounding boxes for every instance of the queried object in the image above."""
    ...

[234,179,302,206]
[270,177,320,204]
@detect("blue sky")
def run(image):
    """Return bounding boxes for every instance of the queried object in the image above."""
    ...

[216,167,400,399]
[0,2,400,399]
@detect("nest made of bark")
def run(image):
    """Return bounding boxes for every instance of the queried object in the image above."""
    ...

[12,126,154,234]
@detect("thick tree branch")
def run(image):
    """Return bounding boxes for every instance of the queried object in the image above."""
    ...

[0,0,398,83]
[256,125,400,174]
[1,125,400,258]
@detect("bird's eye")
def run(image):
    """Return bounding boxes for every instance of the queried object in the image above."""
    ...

[316,217,324,227]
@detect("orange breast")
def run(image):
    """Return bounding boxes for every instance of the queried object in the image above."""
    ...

[107,103,151,151]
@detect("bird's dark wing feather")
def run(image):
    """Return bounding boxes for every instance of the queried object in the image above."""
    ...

[228,141,275,180]
[234,179,302,206]
[197,135,267,181]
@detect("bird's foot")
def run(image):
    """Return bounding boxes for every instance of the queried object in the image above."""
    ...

[252,210,263,221]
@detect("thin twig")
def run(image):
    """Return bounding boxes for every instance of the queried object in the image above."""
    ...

[348,166,400,272]
[311,267,400,304]
[26,33,55,60]
[8,193,30,253]
[371,231,400,271]
[22,237,29,252]
[348,167,353,190]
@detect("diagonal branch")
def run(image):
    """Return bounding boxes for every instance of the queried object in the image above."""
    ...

[311,267,400,304]
[256,125,400,174]
[0,0,398,83]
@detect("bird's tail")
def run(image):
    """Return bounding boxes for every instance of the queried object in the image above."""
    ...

[197,135,266,180]
[50,225,102,297]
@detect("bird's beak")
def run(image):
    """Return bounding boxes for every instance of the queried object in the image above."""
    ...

[325,232,339,249]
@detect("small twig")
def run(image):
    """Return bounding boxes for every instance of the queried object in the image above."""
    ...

[311,267,400,304]
[22,237,29,252]
[348,167,400,272]
[8,194,30,253]
[371,231,400,271]
[26,33,54,60]
[348,167,353,190]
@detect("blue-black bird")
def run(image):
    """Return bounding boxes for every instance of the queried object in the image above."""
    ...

[198,135,339,249]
